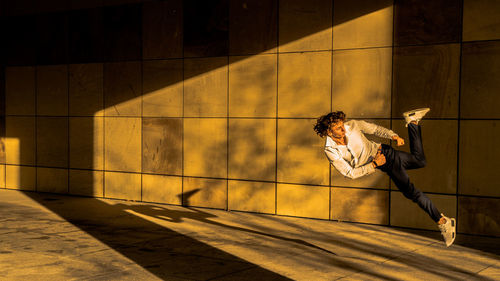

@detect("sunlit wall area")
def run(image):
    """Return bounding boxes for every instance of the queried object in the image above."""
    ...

[0,0,499,237]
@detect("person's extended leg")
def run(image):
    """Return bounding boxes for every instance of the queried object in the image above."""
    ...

[387,107,457,246]
[386,152,441,223]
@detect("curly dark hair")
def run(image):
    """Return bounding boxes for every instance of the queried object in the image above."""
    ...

[313,111,346,138]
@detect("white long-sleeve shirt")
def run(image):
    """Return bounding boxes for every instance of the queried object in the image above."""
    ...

[324,120,397,179]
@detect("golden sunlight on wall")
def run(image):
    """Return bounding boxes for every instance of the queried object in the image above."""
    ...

[1,0,500,237]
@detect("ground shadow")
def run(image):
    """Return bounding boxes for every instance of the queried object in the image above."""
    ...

[22,190,498,281]
[23,191,294,280]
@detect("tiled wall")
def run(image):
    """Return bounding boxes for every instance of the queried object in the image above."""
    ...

[1,0,499,237]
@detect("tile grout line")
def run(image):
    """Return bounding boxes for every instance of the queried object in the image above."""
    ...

[139,4,145,202]
[64,14,70,195]
[455,0,465,232]
[225,1,230,212]
[2,68,6,189]
[329,0,334,221]
[181,10,185,207]
[1,66,3,189]
[140,53,144,203]
[275,0,279,216]
[388,0,396,227]
[226,54,229,211]
[102,63,106,198]
[228,1,231,212]
[34,65,38,192]
[66,64,70,194]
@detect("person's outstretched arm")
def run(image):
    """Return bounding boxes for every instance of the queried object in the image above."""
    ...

[354,120,405,146]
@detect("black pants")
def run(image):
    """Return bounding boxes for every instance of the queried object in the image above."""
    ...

[377,123,442,222]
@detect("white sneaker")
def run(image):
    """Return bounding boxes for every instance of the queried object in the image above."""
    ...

[438,214,456,247]
[403,108,430,127]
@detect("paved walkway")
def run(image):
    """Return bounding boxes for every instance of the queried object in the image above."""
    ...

[0,189,498,280]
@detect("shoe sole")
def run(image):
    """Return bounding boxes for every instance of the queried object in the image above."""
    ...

[447,218,456,247]
[403,108,430,117]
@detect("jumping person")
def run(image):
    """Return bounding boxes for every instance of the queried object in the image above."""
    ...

[314,108,456,247]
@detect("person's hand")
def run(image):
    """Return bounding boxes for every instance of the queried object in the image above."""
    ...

[373,150,386,167]
[392,135,405,146]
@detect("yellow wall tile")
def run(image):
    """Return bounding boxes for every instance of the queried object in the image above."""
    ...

[463,0,500,41]
[332,48,392,118]
[0,164,5,188]
[69,63,104,116]
[5,66,35,115]
[228,180,275,214]
[69,169,104,197]
[229,119,276,181]
[36,65,68,116]
[37,167,68,194]
[391,120,457,194]
[278,52,331,118]
[142,60,183,117]
[104,117,141,172]
[331,119,391,189]
[461,41,500,119]
[5,117,35,165]
[459,120,500,197]
[142,0,183,59]
[183,177,227,209]
[142,174,182,205]
[142,118,182,175]
[70,117,104,170]
[390,192,456,231]
[36,117,68,168]
[279,0,332,52]
[332,188,388,224]
[183,118,227,178]
[277,183,329,219]
[458,196,500,236]
[277,119,329,185]
[229,0,278,55]
[104,62,142,117]
[6,165,35,191]
[393,1,461,46]
[184,57,227,117]
[333,0,393,49]
[228,55,277,117]
[104,171,141,201]
[392,44,460,118]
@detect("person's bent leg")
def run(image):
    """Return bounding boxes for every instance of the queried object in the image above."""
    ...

[403,123,427,170]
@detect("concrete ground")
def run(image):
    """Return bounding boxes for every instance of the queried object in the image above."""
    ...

[0,189,498,281]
